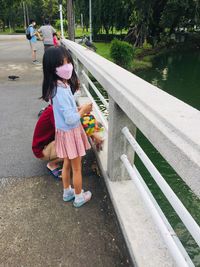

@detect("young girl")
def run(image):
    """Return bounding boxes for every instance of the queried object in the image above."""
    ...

[42,46,92,207]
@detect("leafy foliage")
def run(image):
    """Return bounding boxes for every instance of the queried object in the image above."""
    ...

[0,0,66,31]
[0,0,200,47]
[110,39,134,69]
[128,0,200,46]
[75,0,133,37]
[55,19,67,31]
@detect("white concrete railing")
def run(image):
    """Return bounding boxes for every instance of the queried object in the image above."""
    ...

[62,39,200,267]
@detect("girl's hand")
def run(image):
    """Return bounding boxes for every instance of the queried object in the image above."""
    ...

[83,103,93,113]
[79,103,93,117]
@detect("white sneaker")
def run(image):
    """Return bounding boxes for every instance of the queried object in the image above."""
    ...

[73,191,92,208]
[32,60,41,65]
[63,189,84,202]
[63,189,75,202]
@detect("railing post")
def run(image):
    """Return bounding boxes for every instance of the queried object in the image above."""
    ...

[77,59,88,97]
[107,96,137,181]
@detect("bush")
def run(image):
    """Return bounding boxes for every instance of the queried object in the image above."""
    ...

[142,40,152,50]
[134,47,143,57]
[54,19,67,31]
[15,29,25,33]
[110,39,134,69]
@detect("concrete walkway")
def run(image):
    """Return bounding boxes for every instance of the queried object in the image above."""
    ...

[0,37,132,267]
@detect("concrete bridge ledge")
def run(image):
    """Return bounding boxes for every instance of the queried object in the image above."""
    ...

[77,96,176,266]
[97,160,176,267]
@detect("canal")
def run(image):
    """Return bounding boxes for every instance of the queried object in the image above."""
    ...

[136,50,200,266]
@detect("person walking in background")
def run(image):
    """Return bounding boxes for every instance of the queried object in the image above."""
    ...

[38,18,56,51]
[27,19,41,64]
[42,46,93,208]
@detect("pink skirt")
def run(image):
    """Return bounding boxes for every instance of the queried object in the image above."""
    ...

[55,125,91,159]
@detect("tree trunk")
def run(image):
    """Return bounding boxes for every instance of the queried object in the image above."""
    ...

[104,25,109,36]
[2,19,5,31]
[67,0,75,41]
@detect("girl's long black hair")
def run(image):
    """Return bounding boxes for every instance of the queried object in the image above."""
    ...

[41,46,79,102]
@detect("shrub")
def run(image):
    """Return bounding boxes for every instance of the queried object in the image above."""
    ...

[15,29,25,33]
[142,40,152,50]
[134,47,143,57]
[110,39,134,70]
[54,19,68,31]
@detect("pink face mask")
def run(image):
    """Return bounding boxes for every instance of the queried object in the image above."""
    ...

[56,63,73,80]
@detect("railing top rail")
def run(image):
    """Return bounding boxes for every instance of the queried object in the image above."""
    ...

[62,39,200,196]
[81,70,109,109]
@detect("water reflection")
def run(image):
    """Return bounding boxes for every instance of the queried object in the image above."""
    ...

[162,67,168,81]
[89,53,200,264]
[136,50,200,265]
[137,50,200,110]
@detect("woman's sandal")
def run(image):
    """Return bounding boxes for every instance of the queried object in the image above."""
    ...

[47,166,62,180]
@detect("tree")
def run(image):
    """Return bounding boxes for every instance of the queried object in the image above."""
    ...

[67,0,75,40]
[127,0,200,46]
[1,0,200,45]
[160,0,197,32]
[75,0,133,37]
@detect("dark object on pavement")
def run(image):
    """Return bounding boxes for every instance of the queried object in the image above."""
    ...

[8,75,20,81]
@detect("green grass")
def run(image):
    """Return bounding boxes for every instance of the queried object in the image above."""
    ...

[93,41,152,71]
[74,26,127,38]
[0,28,14,34]
[93,42,112,61]
[75,27,90,38]
[132,59,152,71]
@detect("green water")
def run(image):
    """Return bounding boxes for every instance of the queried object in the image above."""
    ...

[135,50,200,265]
[137,50,200,110]
[91,50,200,265]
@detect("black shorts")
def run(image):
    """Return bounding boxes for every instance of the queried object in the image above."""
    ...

[44,44,54,51]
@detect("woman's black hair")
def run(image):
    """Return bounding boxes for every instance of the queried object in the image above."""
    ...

[30,19,35,24]
[41,46,79,102]
[44,18,50,25]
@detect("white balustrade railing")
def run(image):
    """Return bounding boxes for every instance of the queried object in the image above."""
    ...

[62,39,200,267]
[121,154,193,267]
[122,126,200,248]
[81,70,109,109]
[81,83,108,131]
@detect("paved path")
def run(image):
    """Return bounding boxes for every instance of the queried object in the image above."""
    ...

[0,37,132,267]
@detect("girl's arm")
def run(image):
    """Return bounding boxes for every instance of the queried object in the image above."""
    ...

[56,89,92,126]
